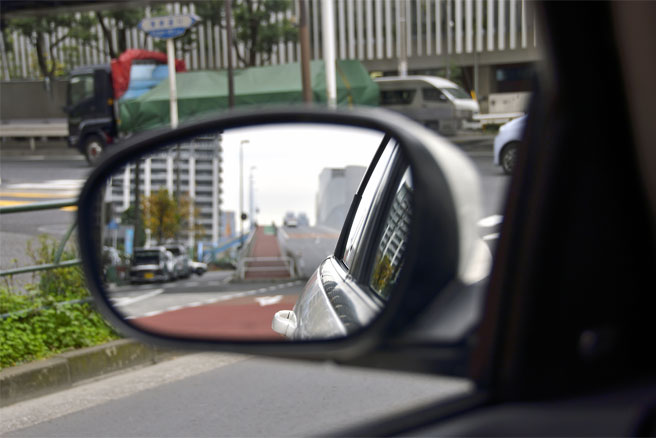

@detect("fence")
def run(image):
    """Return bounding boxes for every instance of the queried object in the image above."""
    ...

[1,0,540,81]
[0,198,80,278]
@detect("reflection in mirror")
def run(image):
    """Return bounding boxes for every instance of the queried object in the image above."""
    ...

[97,123,409,341]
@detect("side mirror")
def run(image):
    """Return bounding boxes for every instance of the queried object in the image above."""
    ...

[77,107,489,363]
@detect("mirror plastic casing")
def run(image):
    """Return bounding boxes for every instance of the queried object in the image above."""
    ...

[77,106,461,362]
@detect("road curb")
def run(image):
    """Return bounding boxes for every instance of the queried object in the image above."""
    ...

[0,339,179,407]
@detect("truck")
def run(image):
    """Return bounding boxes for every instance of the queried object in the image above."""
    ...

[64,51,379,165]
[64,50,186,164]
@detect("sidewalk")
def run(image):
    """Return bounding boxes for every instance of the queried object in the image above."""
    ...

[243,226,291,280]
[0,339,180,407]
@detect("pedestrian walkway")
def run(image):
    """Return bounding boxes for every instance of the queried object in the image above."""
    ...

[243,226,291,280]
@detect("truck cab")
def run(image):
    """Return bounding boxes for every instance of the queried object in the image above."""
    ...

[65,65,117,165]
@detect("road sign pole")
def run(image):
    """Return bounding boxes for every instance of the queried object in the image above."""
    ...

[166,38,179,129]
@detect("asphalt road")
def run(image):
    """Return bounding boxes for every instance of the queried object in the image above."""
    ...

[1,139,509,436]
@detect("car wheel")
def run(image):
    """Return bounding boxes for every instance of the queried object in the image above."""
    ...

[84,135,105,166]
[501,142,519,175]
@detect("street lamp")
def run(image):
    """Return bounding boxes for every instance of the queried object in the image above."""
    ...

[239,139,249,246]
[249,166,256,231]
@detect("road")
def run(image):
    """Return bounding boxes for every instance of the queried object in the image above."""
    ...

[108,271,304,339]
[1,139,509,436]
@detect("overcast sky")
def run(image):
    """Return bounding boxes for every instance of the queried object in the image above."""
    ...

[220,123,386,227]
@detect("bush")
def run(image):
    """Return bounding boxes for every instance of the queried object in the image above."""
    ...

[0,236,121,369]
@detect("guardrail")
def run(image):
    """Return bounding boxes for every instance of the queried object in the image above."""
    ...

[238,256,295,280]
[473,112,525,126]
[0,198,80,277]
[0,121,68,151]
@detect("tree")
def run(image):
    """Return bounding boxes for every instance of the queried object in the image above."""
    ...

[195,0,298,67]
[95,9,145,59]
[5,14,88,81]
[141,189,204,244]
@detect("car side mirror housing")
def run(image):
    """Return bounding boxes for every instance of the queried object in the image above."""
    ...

[76,107,489,365]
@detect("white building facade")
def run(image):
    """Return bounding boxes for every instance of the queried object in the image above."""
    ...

[316,165,366,231]
[108,134,223,248]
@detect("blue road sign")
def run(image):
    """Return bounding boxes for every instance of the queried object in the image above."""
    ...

[139,14,199,39]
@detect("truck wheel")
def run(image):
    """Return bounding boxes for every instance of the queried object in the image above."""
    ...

[501,142,519,175]
[84,135,105,166]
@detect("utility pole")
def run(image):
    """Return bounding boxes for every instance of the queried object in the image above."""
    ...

[398,1,408,77]
[225,0,235,108]
[239,139,249,245]
[321,0,337,107]
[299,0,313,103]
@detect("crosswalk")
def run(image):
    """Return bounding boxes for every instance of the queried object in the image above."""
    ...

[0,179,84,211]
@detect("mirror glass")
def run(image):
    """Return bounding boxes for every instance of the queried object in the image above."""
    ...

[96,123,410,341]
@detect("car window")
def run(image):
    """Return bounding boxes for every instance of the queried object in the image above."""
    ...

[380,89,417,105]
[441,87,471,100]
[68,74,94,106]
[369,167,413,300]
[342,142,399,270]
[422,87,448,102]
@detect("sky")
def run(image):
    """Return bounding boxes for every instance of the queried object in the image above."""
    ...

[220,123,386,227]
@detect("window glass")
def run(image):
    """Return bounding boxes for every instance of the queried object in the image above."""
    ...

[68,74,94,106]
[369,167,413,299]
[342,143,399,269]
[380,89,417,105]
[441,87,471,100]
[422,87,448,102]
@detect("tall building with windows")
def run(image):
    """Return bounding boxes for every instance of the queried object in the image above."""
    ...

[316,166,366,230]
[108,134,223,249]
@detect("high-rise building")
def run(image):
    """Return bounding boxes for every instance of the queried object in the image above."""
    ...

[107,134,223,249]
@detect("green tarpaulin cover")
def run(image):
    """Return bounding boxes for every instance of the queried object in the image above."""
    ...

[119,60,379,133]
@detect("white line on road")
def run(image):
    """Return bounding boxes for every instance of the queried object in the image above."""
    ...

[478,215,504,228]
[112,289,164,307]
[255,295,284,306]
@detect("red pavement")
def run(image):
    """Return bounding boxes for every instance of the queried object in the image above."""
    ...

[244,226,291,280]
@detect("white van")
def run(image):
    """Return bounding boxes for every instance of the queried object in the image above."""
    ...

[374,76,480,135]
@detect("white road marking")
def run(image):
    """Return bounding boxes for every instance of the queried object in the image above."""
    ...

[255,295,284,306]
[483,233,500,241]
[478,215,504,228]
[113,289,164,307]
[124,285,292,319]
[6,179,85,190]
[184,281,199,288]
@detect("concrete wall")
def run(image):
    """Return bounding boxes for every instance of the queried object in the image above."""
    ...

[0,80,68,120]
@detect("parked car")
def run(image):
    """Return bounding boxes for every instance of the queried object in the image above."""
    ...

[375,75,480,135]
[190,261,208,276]
[493,115,526,174]
[163,243,191,279]
[129,247,174,283]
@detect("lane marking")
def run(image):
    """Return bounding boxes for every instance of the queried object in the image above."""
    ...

[0,192,77,199]
[255,295,283,306]
[113,289,164,307]
[483,233,500,241]
[125,284,301,319]
[478,215,503,228]
[0,200,29,207]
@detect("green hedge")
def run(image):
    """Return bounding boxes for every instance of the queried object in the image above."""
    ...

[0,236,121,369]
